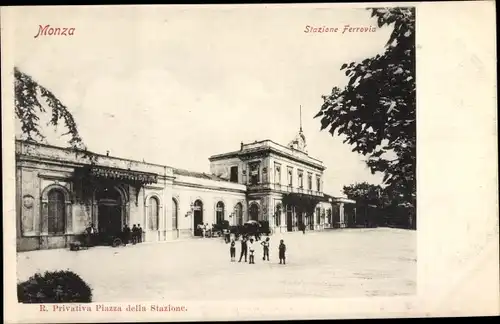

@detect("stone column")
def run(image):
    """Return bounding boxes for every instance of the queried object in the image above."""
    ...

[340,203,345,228]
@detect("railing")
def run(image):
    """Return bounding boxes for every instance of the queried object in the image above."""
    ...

[247,183,323,196]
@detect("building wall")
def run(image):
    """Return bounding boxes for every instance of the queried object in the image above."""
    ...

[172,175,247,238]
[209,157,244,183]
[15,140,350,252]
[269,154,324,192]
[15,141,248,251]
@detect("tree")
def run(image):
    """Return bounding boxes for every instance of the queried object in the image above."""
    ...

[315,8,416,206]
[281,193,320,216]
[342,182,384,207]
[14,67,86,150]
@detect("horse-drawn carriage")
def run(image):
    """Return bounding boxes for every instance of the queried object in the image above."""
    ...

[70,229,126,251]
[228,220,272,241]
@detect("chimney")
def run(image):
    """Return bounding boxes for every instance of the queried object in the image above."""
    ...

[240,142,244,150]
[106,150,109,156]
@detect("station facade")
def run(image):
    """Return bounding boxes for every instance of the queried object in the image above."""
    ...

[15,130,356,251]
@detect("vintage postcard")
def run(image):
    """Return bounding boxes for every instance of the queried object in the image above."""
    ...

[2,2,498,323]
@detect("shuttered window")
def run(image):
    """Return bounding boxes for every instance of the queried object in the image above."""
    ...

[48,190,65,234]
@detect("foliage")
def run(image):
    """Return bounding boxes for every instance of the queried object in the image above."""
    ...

[15,67,84,148]
[17,270,93,303]
[281,193,320,215]
[14,67,98,162]
[315,8,416,205]
[342,182,384,206]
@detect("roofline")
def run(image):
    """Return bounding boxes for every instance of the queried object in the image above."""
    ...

[209,139,325,170]
[209,139,324,163]
[16,139,168,169]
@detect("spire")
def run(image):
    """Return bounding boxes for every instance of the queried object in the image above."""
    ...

[299,105,303,132]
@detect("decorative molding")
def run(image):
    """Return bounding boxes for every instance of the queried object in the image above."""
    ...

[172,181,246,194]
[38,172,72,181]
[22,195,35,209]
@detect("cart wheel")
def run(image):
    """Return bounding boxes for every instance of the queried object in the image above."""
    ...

[112,238,122,247]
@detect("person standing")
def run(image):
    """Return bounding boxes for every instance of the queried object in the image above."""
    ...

[84,223,93,247]
[230,239,236,262]
[248,238,256,264]
[261,237,270,261]
[238,236,248,262]
[279,239,286,265]
[202,224,206,238]
[123,224,131,245]
[137,224,143,243]
[131,224,138,244]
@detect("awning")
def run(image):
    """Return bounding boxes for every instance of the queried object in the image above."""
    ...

[86,166,158,185]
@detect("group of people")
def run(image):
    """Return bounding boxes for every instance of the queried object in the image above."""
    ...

[229,235,287,265]
[121,224,144,245]
[83,223,145,247]
[199,223,213,238]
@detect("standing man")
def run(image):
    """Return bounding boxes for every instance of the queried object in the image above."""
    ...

[131,224,138,244]
[137,224,143,243]
[279,239,287,265]
[261,237,270,261]
[238,236,248,262]
[248,238,256,264]
[123,224,131,245]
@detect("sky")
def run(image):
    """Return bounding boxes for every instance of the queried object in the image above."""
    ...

[11,5,393,196]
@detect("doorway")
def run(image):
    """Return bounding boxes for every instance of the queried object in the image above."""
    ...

[286,207,293,232]
[249,203,259,221]
[96,186,123,237]
[193,200,203,236]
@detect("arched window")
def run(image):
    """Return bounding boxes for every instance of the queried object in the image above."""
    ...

[172,198,178,230]
[275,204,282,227]
[234,203,243,225]
[148,197,159,231]
[216,201,225,225]
[48,189,65,234]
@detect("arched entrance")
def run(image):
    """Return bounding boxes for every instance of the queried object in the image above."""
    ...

[234,203,243,226]
[216,201,224,225]
[96,185,123,237]
[193,200,203,236]
[249,203,259,221]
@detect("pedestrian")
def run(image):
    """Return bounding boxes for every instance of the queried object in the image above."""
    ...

[279,239,286,265]
[301,222,306,234]
[137,224,143,243]
[248,238,255,264]
[84,222,93,247]
[261,237,270,261]
[202,223,207,238]
[238,236,248,262]
[122,224,130,245]
[131,224,138,244]
[230,239,236,262]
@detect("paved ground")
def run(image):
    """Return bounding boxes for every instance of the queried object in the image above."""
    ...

[17,228,416,302]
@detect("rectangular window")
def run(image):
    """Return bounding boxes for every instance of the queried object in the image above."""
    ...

[316,176,321,192]
[249,162,260,185]
[298,170,304,188]
[230,166,238,183]
[287,167,293,186]
[308,173,313,190]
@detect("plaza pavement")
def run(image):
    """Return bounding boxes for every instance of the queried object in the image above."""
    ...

[16,227,416,302]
